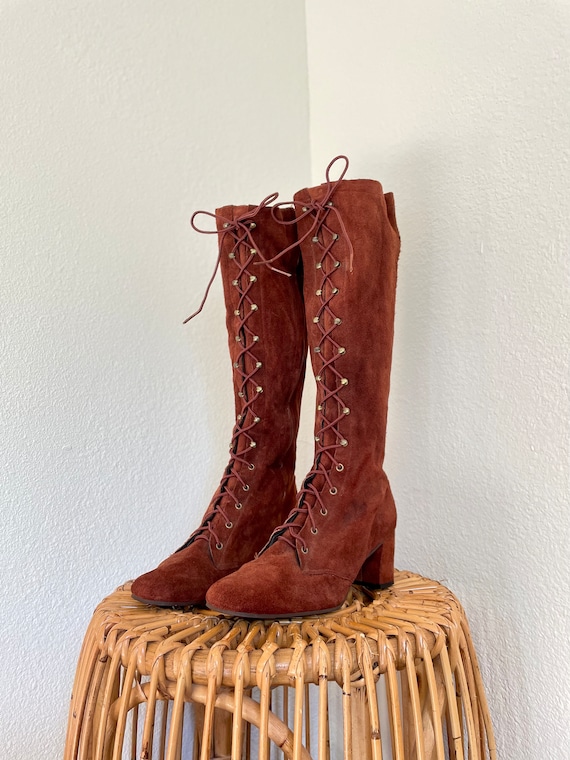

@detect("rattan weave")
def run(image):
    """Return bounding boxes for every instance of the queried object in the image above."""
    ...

[64,570,496,759]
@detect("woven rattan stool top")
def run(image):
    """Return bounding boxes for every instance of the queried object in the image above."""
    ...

[66,570,496,760]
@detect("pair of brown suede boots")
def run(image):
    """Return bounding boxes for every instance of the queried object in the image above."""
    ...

[131,156,401,618]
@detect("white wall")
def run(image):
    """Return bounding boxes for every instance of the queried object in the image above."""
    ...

[306,2,570,759]
[3,2,569,758]
[0,2,309,757]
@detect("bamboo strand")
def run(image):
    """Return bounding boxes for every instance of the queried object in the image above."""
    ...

[460,618,497,760]
[384,649,404,760]
[404,642,427,760]
[420,644,445,760]
[359,636,383,760]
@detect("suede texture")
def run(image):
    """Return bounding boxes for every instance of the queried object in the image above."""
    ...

[206,179,400,617]
[131,205,307,606]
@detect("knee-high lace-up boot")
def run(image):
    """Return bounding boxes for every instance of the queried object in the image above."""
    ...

[206,157,400,617]
[131,198,307,606]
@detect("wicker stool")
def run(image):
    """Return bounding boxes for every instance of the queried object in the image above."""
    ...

[64,570,496,760]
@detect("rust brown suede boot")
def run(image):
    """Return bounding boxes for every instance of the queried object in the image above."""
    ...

[131,200,307,606]
[206,157,400,617]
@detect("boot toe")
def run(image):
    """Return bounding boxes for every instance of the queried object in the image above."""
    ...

[130,541,221,607]
[206,548,350,618]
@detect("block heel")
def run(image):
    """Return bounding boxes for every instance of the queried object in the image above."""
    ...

[355,535,395,589]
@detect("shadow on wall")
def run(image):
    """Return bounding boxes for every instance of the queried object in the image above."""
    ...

[357,1,570,756]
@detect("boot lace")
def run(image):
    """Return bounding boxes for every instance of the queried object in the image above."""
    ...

[260,156,355,556]
[178,194,277,552]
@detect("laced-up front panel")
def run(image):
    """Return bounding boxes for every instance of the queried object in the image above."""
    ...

[261,157,355,556]
[279,205,350,554]
[179,215,266,554]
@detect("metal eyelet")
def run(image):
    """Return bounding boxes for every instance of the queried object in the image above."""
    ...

[234,310,240,316]
[229,252,235,259]
[235,336,241,342]
[223,223,230,228]
[340,439,348,447]
[332,287,339,294]
[250,248,257,254]
[334,260,340,267]
[315,375,322,382]
[316,263,322,269]
[313,316,320,323]
[329,487,338,495]
[341,378,349,386]
[216,542,223,550]
[338,347,346,355]
[317,404,323,411]
[248,463,255,470]
[250,275,257,282]
[301,546,309,553]
[316,289,322,296]
[251,304,258,311]
[232,279,239,286]
[249,441,256,448]
[327,201,334,207]
[311,527,318,535]
[238,392,244,398]
[235,503,243,510]
[312,236,319,243]
[225,522,233,529]
[334,318,342,325]
[320,508,328,516]
[256,361,262,368]
[233,362,239,368]
[314,436,320,442]
[250,223,256,229]
[332,233,339,239]
[242,484,250,491]
[256,385,263,393]
[302,207,308,212]
[336,463,344,472]
[253,417,260,424]
[343,407,350,415]
[314,347,321,353]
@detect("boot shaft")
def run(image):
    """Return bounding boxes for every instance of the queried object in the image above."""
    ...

[196,204,307,566]
[217,204,307,471]
[294,179,400,472]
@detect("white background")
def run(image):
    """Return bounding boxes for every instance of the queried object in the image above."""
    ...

[1,2,569,758]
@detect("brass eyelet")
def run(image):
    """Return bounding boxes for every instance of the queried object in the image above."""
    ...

[311,527,318,535]
[216,542,223,550]
[248,463,255,471]
[242,484,250,491]
[235,503,243,510]
[301,546,309,554]
[329,487,338,495]
[320,508,328,516]
[336,463,344,472]
[225,522,233,529]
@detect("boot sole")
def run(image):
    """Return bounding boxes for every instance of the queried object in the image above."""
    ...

[132,581,393,614]
[357,580,394,591]
[131,592,205,608]
[205,603,344,619]
[206,581,393,619]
